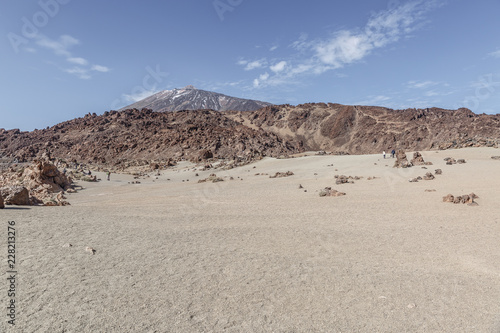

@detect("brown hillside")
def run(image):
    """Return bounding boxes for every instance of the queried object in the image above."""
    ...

[1,104,499,171]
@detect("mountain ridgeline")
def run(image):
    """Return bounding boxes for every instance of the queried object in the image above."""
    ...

[1,103,499,170]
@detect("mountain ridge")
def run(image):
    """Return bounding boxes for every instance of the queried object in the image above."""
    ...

[1,103,499,171]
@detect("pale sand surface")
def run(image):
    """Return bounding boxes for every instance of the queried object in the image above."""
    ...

[2,147,500,332]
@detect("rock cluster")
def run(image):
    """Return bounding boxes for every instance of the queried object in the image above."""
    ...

[394,150,412,168]
[410,152,433,166]
[443,193,479,206]
[334,175,361,185]
[409,169,442,182]
[269,171,294,178]
[198,173,224,183]
[0,159,73,206]
[492,156,500,160]
[445,157,466,165]
[319,187,346,197]
[422,172,435,180]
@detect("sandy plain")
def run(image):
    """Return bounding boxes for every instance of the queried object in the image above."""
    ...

[1,147,500,332]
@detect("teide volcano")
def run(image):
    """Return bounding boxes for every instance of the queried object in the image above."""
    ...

[119,85,272,112]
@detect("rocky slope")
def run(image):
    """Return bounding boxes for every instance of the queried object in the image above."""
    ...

[0,108,300,171]
[1,104,499,171]
[120,85,272,112]
[227,103,500,154]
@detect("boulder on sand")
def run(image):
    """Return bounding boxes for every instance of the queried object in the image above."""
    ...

[0,158,74,206]
[1,186,30,205]
[393,150,412,168]
[319,187,346,197]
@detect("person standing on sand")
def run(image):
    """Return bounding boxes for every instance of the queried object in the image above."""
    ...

[391,149,396,158]
[383,151,386,159]
[107,171,111,181]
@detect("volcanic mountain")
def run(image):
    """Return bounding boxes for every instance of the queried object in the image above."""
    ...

[119,85,272,112]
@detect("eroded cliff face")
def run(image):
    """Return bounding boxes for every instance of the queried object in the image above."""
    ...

[1,104,498,171]
[231,104,500,154]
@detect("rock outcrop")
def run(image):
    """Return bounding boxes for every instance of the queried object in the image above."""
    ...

[269,171,294,178]
[394,150,412,168]
[319,187,346,197]
[410,152,432,166]
[443,193,479,206]
[0,186,30,205]
[0,159,73,206]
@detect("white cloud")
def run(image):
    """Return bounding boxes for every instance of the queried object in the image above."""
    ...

[270,61,287,73]
[91,65,110,72]
[238,58,267,71]
[424,90,439,97]
[246,59,266,71]
[489,49,500,58]
[314,1,439,69]
[407,80,439,89]
[259,72,270,81]
[64,67,91,80]
[67,57,88,66]
[36,34,79,57]
[246,1,442,89]
[290,33,309,51]
[253,72,271,88]
[270,45,278,51]
[32,34,109,80]
[123,89,160,103]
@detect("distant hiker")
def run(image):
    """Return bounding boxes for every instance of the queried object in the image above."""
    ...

[391,149,396,158]
[107,171,111,181]
[383,151,386,159]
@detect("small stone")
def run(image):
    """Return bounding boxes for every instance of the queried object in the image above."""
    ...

[85,247,96,255]
[62,243,72,248]
[443,194,454,203]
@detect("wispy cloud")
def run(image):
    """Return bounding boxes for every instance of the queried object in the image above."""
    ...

[253,72,270,88]
[270,61,287,73]
[489,49,500,58]
[33,34,110,79]
[406,80,439,89]
[123,89,160,103]
[91,64,110,73]
[242,0,443,89]
[67,57,89,66]
[237,58,267,71]
[36,34,79,57]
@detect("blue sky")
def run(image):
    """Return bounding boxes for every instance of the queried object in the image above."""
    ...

[1,0,500,131]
